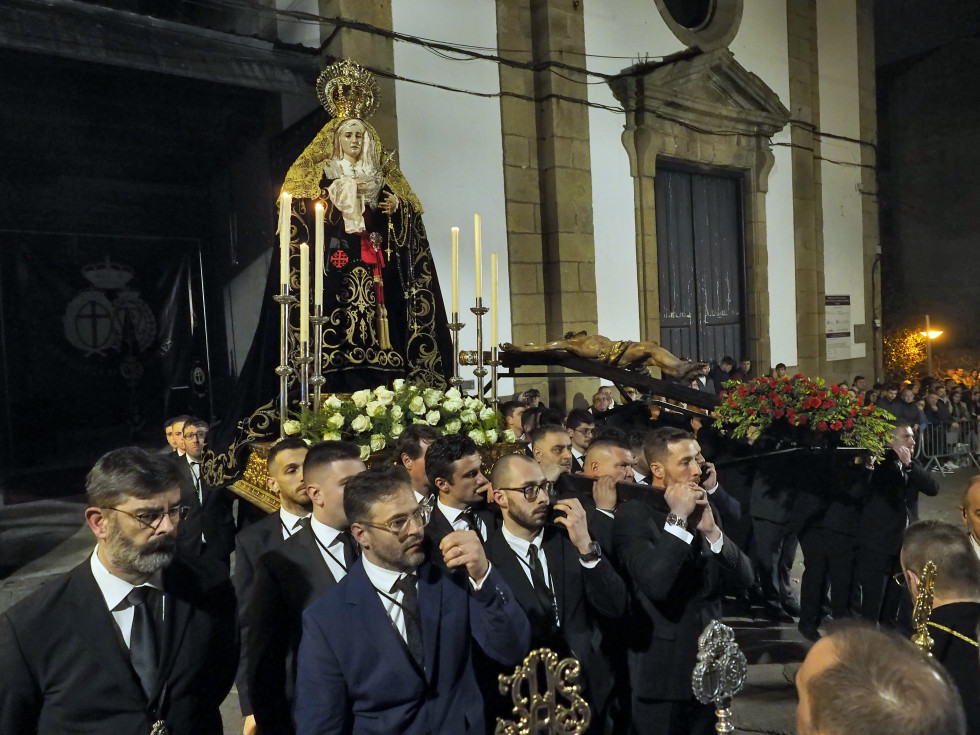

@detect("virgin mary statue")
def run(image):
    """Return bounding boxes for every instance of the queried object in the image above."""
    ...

[280,59,453,392]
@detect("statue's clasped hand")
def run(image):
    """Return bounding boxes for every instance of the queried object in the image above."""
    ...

[379,191,399,215]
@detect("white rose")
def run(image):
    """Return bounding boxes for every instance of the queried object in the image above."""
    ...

[370,434,386,452]
[350,414,372,433]
[445,387,462,401]
[390,404,404,420]
[484,429,498,445]
[391,423,405,438]
[325,394,344,410]
[479,406,495,421]
[373,387,395,406]
[460,409,477,424]
[321,430,341,441]
[327,413,345,429]
[409,396,426,415]
[503,429,516,442]
[468,429,486,446]
[423,388,444,408]
[445,419,462,434]
[442,398,464,414]
[359,444,371,460]
[366,401,386,418]
[425,409,441,426]
[464,397,483,411]
[392,378,406,391]
[283,420,301,435]
[351,389,371,409]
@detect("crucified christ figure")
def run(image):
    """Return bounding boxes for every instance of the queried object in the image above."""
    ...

[500,332,709,384]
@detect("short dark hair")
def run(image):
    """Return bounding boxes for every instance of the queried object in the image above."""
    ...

[303,440,361,477]
[902,520,980,600]
[164,416,181,429]
[643,426,694,466]
[854,375,865,383]
[594,426,628,444]
[344,465,412,524]
[267,436,309,471]
[520,388,540,402]
[720,356,734,368]
[775,362,786,370]
[86,447,182,508]
[806,623,965,735]
[394,424,441,462]
[499,400,525,421]
[584,438,631,463]
[172,414,192,426]
[521,405,542,432]
[531,424,568,447]
[538,408,565,427]
[565,409,594,431]
[425,433,479,487]
[892,419,913,433]
[182,417,209,433]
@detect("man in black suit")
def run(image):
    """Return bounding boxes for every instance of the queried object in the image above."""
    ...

[899,520,980,734]
[246,441,365,735]
[614,427,753,735]
[294,466,530,735]
[164,416,180,455]
[395,424,441,504]
[174,417,236,567]
[488,454,628,733]
[0,447,237,734]
[856,420,938,624]
[425,433,495,552]
[566,409,596,473]
[233,436,311,732]
[171,414,191,459]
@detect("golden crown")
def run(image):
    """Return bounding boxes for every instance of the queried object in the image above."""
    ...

[316,59,380,120]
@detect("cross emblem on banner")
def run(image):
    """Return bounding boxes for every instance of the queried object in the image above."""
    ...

[329,250,349,268]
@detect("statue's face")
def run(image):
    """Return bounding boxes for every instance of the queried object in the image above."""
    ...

[339,121,365,162]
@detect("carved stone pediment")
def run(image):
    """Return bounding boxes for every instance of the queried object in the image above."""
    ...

[609,48,789,138]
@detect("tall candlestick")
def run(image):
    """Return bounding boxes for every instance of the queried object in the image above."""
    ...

[299,242,310,346]
[314,202,325,308]
[490,253,498,348]
[279,192,292,291]
[451,226,459,314]
[474,213,482,299]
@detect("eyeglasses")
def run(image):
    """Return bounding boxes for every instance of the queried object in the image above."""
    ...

[359,504,431,536]
[572,427,595,437]
[182,431,207,441]
[497,481,557,501]
[892,572,908,588]
[105,505,189,530]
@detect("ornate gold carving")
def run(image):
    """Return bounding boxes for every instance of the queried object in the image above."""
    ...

[316,59,380,121]
[202,399,278,489]
[230,442,278,513]
[494,648,591,735]
[912,560,938,655]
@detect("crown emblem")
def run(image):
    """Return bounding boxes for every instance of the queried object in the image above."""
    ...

[82,257,134,290]
[316,59,380,121]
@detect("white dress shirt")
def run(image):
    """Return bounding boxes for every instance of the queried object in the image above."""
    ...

[971,533,980,563]
[90,548,164,648]
[279,508,309,540]
[185,455,206,542]
[436,499,488,541]
[310,517,350,581]
[362,555,411,643]
[571,447,585,468]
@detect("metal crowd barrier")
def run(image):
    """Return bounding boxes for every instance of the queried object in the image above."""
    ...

[915,417,980,474]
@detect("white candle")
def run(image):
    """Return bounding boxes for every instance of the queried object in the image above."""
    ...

[299,242,310,346]
[474,213,482,300]
[490,253,498,348]
[279,192,292,291]
[314,202,325,308]
[451,226,459,315]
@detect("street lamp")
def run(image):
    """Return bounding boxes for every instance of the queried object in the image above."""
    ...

[919,314,943,376]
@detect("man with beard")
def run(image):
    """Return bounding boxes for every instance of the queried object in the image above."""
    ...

[246,441,365,735]
[533,424,575,482]
[614,427,753,735]
[487,454,628,733]
[0,447,237,734]
[233,436,312,732]
[294,466,530,735]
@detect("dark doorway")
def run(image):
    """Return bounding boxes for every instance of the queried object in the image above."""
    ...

[655,164,746,363]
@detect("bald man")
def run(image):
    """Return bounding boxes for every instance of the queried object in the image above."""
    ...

[794,623,964,735]
[958,476,980,562]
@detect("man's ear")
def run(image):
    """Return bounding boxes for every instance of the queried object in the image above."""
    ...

[649,461,665,481]
[532,446,542,462]
[433,476,450,495]
[266,476,281,497]
[401,453,413,470]
[306,483,321,507]
[85,507,110,541]
[350,522,368,549]
[491,487,507,508]
[960,506,968,521]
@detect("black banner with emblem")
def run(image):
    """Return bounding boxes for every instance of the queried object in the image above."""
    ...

[0,233,210,470]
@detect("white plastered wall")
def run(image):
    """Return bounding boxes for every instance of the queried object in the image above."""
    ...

[817,0,866,360]
[391,0,512,394]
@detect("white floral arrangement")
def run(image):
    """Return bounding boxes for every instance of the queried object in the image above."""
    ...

[285,380,516,460]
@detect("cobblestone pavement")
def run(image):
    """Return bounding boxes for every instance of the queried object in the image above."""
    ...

[2,467,973,734]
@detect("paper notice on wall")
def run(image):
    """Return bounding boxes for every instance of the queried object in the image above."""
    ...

[825,295,851,361]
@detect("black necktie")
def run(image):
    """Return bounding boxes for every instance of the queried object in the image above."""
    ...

[332,530,357,569]
[391,574,424,666]
[190,462,203,504]
[459,507,482,537]
[296,516,311,532]
[527,543,559,626]
[128,586,162,698]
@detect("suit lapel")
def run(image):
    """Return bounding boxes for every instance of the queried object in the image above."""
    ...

[150,560,196,704]
[417,562,442,682]
[487,530,547,620]
[542,529,567,626]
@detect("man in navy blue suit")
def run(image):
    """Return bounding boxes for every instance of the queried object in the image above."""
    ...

[295,466,531,735]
